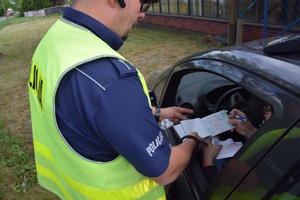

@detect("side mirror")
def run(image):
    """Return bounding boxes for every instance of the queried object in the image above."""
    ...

[148,90,160,107]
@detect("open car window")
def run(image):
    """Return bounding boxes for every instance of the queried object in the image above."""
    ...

[162,69,275,198]
[174,71,271,141]
[160,64,299,199]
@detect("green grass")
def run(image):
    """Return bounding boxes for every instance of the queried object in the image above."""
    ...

[0,120,37,197]
[0,14,62,200]
[0,14,221,199]
[119,27,221,76]
[0,14,41,30]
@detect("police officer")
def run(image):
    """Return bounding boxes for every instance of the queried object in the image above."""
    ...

[28,0,204,199]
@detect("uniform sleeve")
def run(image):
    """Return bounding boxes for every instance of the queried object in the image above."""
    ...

[91,74,171,177]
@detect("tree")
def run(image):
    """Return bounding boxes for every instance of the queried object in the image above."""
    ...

[0,0,21,16]
[20,0,50,15]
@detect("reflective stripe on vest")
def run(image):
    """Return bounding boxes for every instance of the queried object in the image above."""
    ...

[29,18,165,200]
[33,131,165,200]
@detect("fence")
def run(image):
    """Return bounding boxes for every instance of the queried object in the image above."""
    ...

[218,0,300,43]
[262,0,300,37]
[24,5,65,17]
[146,0,300,42]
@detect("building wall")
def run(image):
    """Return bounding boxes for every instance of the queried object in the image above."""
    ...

[140,13,295,42]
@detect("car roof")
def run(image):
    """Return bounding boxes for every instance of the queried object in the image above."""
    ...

[184,35,300,97]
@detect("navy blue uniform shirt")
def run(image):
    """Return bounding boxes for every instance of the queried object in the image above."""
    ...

[56,7,171,177]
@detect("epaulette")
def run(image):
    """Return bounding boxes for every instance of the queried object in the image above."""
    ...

[110,59,138,78]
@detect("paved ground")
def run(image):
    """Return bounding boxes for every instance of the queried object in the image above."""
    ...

[0,15,14,22]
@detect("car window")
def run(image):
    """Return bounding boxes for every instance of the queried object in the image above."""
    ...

[230,120,300,199]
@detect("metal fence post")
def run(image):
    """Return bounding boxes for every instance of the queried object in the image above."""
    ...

[263,0,269,38]
[236,19,243,44]
[228,0,237,46]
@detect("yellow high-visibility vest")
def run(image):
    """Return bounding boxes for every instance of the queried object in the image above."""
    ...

[28,18,165,200]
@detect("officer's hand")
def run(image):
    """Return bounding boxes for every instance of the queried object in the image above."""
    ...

[160,106,193,124]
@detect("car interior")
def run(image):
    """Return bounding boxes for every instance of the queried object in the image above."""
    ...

[174,71,270,142]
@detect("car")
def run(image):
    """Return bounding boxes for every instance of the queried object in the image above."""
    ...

[147,34,300,199]
[6,8,14,17]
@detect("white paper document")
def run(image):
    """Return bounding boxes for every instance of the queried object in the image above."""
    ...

[212,137,243,159]
[173,110,242,159]
[160,119,174,130]
[173,110,235,138]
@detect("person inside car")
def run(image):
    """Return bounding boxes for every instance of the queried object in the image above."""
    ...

[228,105,272,139]
[202,106,272,182]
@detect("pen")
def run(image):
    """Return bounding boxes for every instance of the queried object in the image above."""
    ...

[234,114,247,122]
[225,110,247,122]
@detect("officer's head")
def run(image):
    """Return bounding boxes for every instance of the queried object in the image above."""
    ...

[71,0,159,41]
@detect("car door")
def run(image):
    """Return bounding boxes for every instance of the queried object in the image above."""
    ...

[228,120,300,199]
[152,58,300,199]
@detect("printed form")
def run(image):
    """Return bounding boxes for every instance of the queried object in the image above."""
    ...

[173,110,243,159]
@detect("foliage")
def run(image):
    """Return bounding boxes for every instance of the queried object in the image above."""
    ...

[0,0,51,17]
[0,0,21,16]
[20,0,51,15]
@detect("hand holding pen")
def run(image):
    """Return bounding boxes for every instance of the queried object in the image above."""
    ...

[227,109,257,139]
[226,110,246,122]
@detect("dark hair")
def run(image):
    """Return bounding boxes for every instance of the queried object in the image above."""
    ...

[70,0,77,7]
